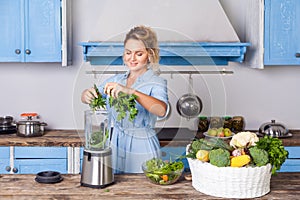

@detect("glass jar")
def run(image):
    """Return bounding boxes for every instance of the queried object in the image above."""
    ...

[198,116,209,132]
[223,116,232,130]
[231,116,245,132]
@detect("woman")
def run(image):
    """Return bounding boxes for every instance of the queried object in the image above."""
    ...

[81,25,169,173]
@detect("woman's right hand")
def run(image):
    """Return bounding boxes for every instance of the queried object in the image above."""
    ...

[81,87,98,104]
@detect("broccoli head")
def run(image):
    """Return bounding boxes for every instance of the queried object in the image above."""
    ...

[209,148,230,167]
[249,146,269,167]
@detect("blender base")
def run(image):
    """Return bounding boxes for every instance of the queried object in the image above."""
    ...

[81,181,114,189]
[80,148,114,188]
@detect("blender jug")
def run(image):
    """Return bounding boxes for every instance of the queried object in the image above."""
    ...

[81,109,114,188]
[84,109,111,150]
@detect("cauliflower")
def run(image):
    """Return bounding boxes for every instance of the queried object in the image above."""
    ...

[209,148,230,167]
[230,131,259,149]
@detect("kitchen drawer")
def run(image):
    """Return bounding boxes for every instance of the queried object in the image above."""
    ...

[14,147,67,159]
[278,146,300,172]
[285,146,300,159]
[0,158,10,174]
[0,147,9,158]
[279,159,300,172]
[14,159,67,174]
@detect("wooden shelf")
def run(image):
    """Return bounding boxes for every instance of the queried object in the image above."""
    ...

[79,42,250,66]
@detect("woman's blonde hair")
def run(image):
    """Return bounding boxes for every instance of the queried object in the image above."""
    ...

[124,25,160,74]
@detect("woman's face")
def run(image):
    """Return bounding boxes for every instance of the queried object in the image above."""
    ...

[123,39,148,72]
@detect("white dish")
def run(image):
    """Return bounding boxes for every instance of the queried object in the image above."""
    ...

[203,132,235,140]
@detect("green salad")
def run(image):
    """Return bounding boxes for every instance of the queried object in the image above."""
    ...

[143,158,184,185]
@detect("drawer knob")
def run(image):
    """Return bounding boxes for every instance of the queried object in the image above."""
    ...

[15,49,21,54]
[12,167,18,173]
[25,49,31,55]
[5,166,11,172]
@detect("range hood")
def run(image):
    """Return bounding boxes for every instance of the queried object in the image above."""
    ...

[79,0,250,66]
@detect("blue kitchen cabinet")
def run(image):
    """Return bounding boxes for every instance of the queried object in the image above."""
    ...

[0,147,10,174]
[264,0,300,65]
[279,146,300,172]
[0,0,62,62]
[13,147,68,174]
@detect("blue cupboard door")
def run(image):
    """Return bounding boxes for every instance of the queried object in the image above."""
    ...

[264,0,300,65]
[0,0,23,62]
[0,147,10,174]
[14,159,67,174]
[25,0,62,62]
[14,147,68,174]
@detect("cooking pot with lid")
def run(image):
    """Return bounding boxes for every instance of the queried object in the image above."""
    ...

[16,113,47,137]
[258,119,292,138]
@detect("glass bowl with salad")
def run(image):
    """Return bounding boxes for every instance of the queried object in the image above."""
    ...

[142,158,184,185]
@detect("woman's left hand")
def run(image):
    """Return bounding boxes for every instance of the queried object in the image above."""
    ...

[104,82,135,98]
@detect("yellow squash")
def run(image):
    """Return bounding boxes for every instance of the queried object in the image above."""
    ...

[230,155,251,167]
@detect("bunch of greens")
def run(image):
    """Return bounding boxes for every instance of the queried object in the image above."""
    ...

[255,136,289,174]
[89,84,106,111]
[144,158,184,185]
[90,129,109,149]
[109,92,138,122]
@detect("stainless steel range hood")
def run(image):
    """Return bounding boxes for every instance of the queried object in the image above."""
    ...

[79,0,250,66]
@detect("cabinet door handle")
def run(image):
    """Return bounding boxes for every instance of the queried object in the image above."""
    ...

[5,166,11,172]
[296,53,300,58]
[25,49,31,55]
[15,49,21,54]
[12,167,18,173]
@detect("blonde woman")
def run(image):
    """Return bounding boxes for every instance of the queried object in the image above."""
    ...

[81,25,169,173]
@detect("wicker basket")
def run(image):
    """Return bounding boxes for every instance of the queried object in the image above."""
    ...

[186,145,272,198]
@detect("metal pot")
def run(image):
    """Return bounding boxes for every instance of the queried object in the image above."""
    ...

[16,113,47,137]
[258,119,292,138]
[176,75,203,119]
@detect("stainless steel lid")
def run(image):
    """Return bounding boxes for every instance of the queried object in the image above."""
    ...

[258,120,292,138]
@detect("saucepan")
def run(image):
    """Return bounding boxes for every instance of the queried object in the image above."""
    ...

[176,75,203,119]
[16,113,47,137]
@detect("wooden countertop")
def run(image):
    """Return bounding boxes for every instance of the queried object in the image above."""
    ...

[0,173,299,199]
[0,129,299,147]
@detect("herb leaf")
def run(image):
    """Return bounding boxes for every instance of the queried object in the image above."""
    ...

[109,92,138,122]
[89,84,106,111]
[255,136,289,174]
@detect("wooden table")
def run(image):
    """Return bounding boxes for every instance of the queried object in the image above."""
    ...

[0,173,299,199]
[0,129,299,147]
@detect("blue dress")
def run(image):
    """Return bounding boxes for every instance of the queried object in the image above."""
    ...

[99,69,168,173]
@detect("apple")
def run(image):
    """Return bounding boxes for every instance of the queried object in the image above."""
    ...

[207,128,217,136]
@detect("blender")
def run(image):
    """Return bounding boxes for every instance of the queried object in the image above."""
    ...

[80,109,114,188]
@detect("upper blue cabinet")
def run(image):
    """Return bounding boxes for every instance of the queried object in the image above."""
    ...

[264,0,300,65]
[0,0,62,63]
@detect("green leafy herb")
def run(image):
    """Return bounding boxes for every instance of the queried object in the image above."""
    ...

[255,136,289,174]
[89,84,106,111]
[90,129,109,149]
[109,92,138,122]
